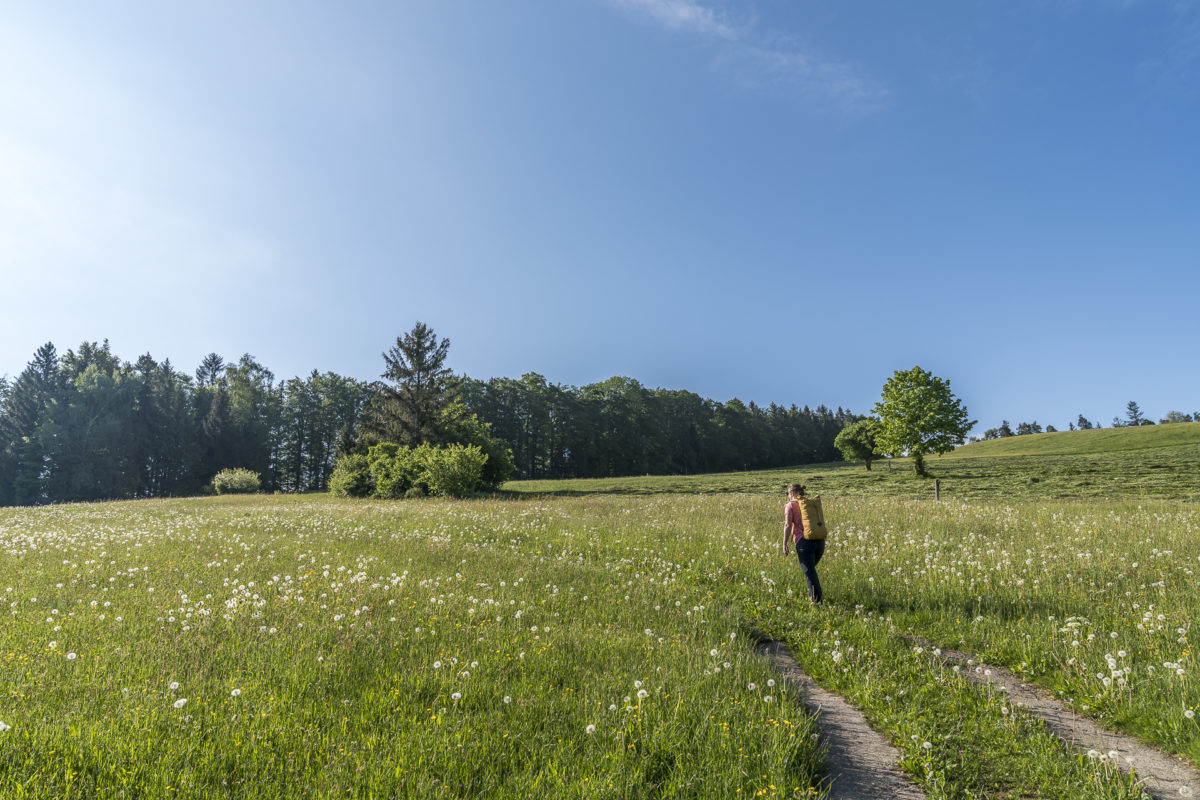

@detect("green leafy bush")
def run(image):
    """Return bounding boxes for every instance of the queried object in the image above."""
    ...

[211,468,261,495]
[329,441,490,499]
[439,404,516,488]
[328,454,373,497]
[368,443,421,499]
[418,443,486,498]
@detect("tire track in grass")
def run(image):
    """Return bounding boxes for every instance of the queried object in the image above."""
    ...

[760,640,926,800]
[908,637,1200,800]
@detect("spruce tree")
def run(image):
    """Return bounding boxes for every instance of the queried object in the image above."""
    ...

[195,353,226,387]
[1125,401,1145,426]
[362,322,457,446]
[1,343,63,504]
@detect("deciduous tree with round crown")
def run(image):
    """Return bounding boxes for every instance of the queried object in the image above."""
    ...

[871,366,974,477]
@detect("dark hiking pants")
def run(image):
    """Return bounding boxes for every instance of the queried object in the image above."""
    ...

[795,538,825,603]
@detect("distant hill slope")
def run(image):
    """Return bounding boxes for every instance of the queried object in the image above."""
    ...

[950,422,1200,458]
[507,421,1200,502]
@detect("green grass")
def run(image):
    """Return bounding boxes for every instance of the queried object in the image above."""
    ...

[5,425,1200,798]
[506,422,1200,502]
[0,496,824,800]
[952,422,1200,458]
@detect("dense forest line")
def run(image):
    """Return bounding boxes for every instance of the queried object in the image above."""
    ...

[0,338,856,506]
[0,342,370,506]
[458,374,854,479]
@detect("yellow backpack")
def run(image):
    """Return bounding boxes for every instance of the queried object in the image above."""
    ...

[798,496,828,540]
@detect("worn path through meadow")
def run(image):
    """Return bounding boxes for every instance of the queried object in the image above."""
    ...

[908,636,1200,800]
[760,640,926,800]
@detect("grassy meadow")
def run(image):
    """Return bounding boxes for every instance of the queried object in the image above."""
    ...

[2,424,1199,798]
[510,421,1200,502]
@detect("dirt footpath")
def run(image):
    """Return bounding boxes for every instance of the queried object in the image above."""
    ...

[760,640,926,800]
[911,637,1200,800]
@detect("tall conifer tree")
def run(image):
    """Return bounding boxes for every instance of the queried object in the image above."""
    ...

[362,322,457,445]
[2,343,63,504]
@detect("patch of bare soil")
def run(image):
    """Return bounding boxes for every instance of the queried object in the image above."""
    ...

[910,637,1200,800]
[760,640,927,800]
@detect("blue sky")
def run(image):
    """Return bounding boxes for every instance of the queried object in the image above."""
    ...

[3,0,1198,433]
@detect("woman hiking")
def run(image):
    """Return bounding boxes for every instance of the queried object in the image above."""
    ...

[781,483,824,603]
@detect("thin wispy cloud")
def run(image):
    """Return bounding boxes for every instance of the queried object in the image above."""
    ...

[606,0,740,40]
[600,0,885,107]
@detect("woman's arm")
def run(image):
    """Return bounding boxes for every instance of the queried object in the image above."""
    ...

[782,504,793,555]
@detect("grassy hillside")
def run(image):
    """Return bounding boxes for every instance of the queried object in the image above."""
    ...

[951,421,1200,458]
[506,422,1200,502]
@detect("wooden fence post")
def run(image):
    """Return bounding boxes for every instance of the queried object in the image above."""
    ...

[935,479,941,501]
